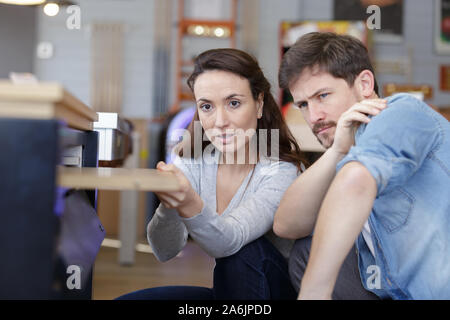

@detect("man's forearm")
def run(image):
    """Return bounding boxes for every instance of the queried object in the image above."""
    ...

[274,148,346,239]
[298,162,377,299]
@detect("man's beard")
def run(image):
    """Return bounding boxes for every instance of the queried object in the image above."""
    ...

[312,121,336,149]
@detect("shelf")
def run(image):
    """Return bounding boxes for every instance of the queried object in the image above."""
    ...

[57,166,180,192]
[172,0,237,114]
[180,19,236,28]
[0,81,98,131]
[180,19,236,36]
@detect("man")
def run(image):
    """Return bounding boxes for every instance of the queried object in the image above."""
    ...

[274,32,450,299]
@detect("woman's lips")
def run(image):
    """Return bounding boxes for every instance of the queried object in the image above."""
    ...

[215,134,235,144]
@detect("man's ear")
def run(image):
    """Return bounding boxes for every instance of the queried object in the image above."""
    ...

[355,70,375,99]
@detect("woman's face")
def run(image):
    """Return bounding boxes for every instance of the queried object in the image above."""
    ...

[193,70,263,155]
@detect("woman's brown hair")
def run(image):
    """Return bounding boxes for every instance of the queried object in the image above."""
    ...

[178,48,307,171]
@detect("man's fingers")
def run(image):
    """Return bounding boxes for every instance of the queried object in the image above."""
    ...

[342,112,371,125]
[356,99,387,109]
[359,98,387,105]
[346,102,386,117]
[339,107,373,128]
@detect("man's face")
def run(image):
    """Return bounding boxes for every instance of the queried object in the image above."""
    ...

[289,68,361,149]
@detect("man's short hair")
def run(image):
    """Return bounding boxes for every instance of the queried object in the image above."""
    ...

[279,32,379,95]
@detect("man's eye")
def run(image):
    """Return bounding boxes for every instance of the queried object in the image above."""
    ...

[200,104,213,112]
[229,100,240,108]
[319,93,329,99]
[297,102,308,109]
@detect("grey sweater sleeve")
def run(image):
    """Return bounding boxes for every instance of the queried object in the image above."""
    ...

[147,157,299,260]
[147,205,188,262]
[182,160,299,258]
[146,157,199,262]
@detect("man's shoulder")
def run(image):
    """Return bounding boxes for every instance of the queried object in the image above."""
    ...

[356,93,435,137]
[385,93,424,111]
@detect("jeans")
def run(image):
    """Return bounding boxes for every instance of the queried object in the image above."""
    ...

[288,236,380,300]
[116,236,296,300]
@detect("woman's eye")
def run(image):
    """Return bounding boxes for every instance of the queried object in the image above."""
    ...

[229,100,240,108]
[319,93,329,99]
[200,104,213,112]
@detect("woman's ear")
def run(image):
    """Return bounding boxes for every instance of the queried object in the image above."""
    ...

[257,93,264,119]
[355,70,375,99]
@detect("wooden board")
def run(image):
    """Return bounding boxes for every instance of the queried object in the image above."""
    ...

[0,81,98,131]
[57,166,180,192]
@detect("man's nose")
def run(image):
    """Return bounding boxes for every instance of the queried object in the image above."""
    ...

[308,103,326,125]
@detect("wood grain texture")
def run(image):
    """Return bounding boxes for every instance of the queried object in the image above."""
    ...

[58,166,180,192]
[0,82,97,130]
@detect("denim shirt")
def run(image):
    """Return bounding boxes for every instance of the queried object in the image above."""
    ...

[336,93,450,299]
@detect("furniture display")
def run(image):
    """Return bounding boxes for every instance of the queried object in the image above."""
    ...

[0,82,178,299]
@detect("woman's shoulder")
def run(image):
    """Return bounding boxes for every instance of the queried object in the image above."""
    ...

[255,158,300,179]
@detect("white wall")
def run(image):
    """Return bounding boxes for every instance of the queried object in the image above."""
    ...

[34,0,156,118]
[256,0,303,96]
[292,0,450,107]
[0,5,36,78]
[165,0,304,105]
[33,0,450,119]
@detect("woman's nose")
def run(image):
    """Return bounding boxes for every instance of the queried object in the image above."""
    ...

[214,106,229,128]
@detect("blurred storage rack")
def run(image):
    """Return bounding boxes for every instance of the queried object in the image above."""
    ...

[171,0,238,114]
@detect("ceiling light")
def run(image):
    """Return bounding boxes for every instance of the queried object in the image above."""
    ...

[214,27,225,37]
[43,2,59,16]
[194,25,205,36]
[0,0,45,4]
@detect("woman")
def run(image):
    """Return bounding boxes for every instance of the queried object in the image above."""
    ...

[118,48,307,300]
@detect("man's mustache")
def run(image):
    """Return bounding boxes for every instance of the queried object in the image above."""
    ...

[312,121,337,135]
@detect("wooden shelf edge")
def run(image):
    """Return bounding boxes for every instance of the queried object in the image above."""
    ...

[0,81,98,125]
[180,19,235,29]
[57,166,180,192]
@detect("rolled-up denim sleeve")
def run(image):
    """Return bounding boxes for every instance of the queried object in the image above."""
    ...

[336,95,441,195]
